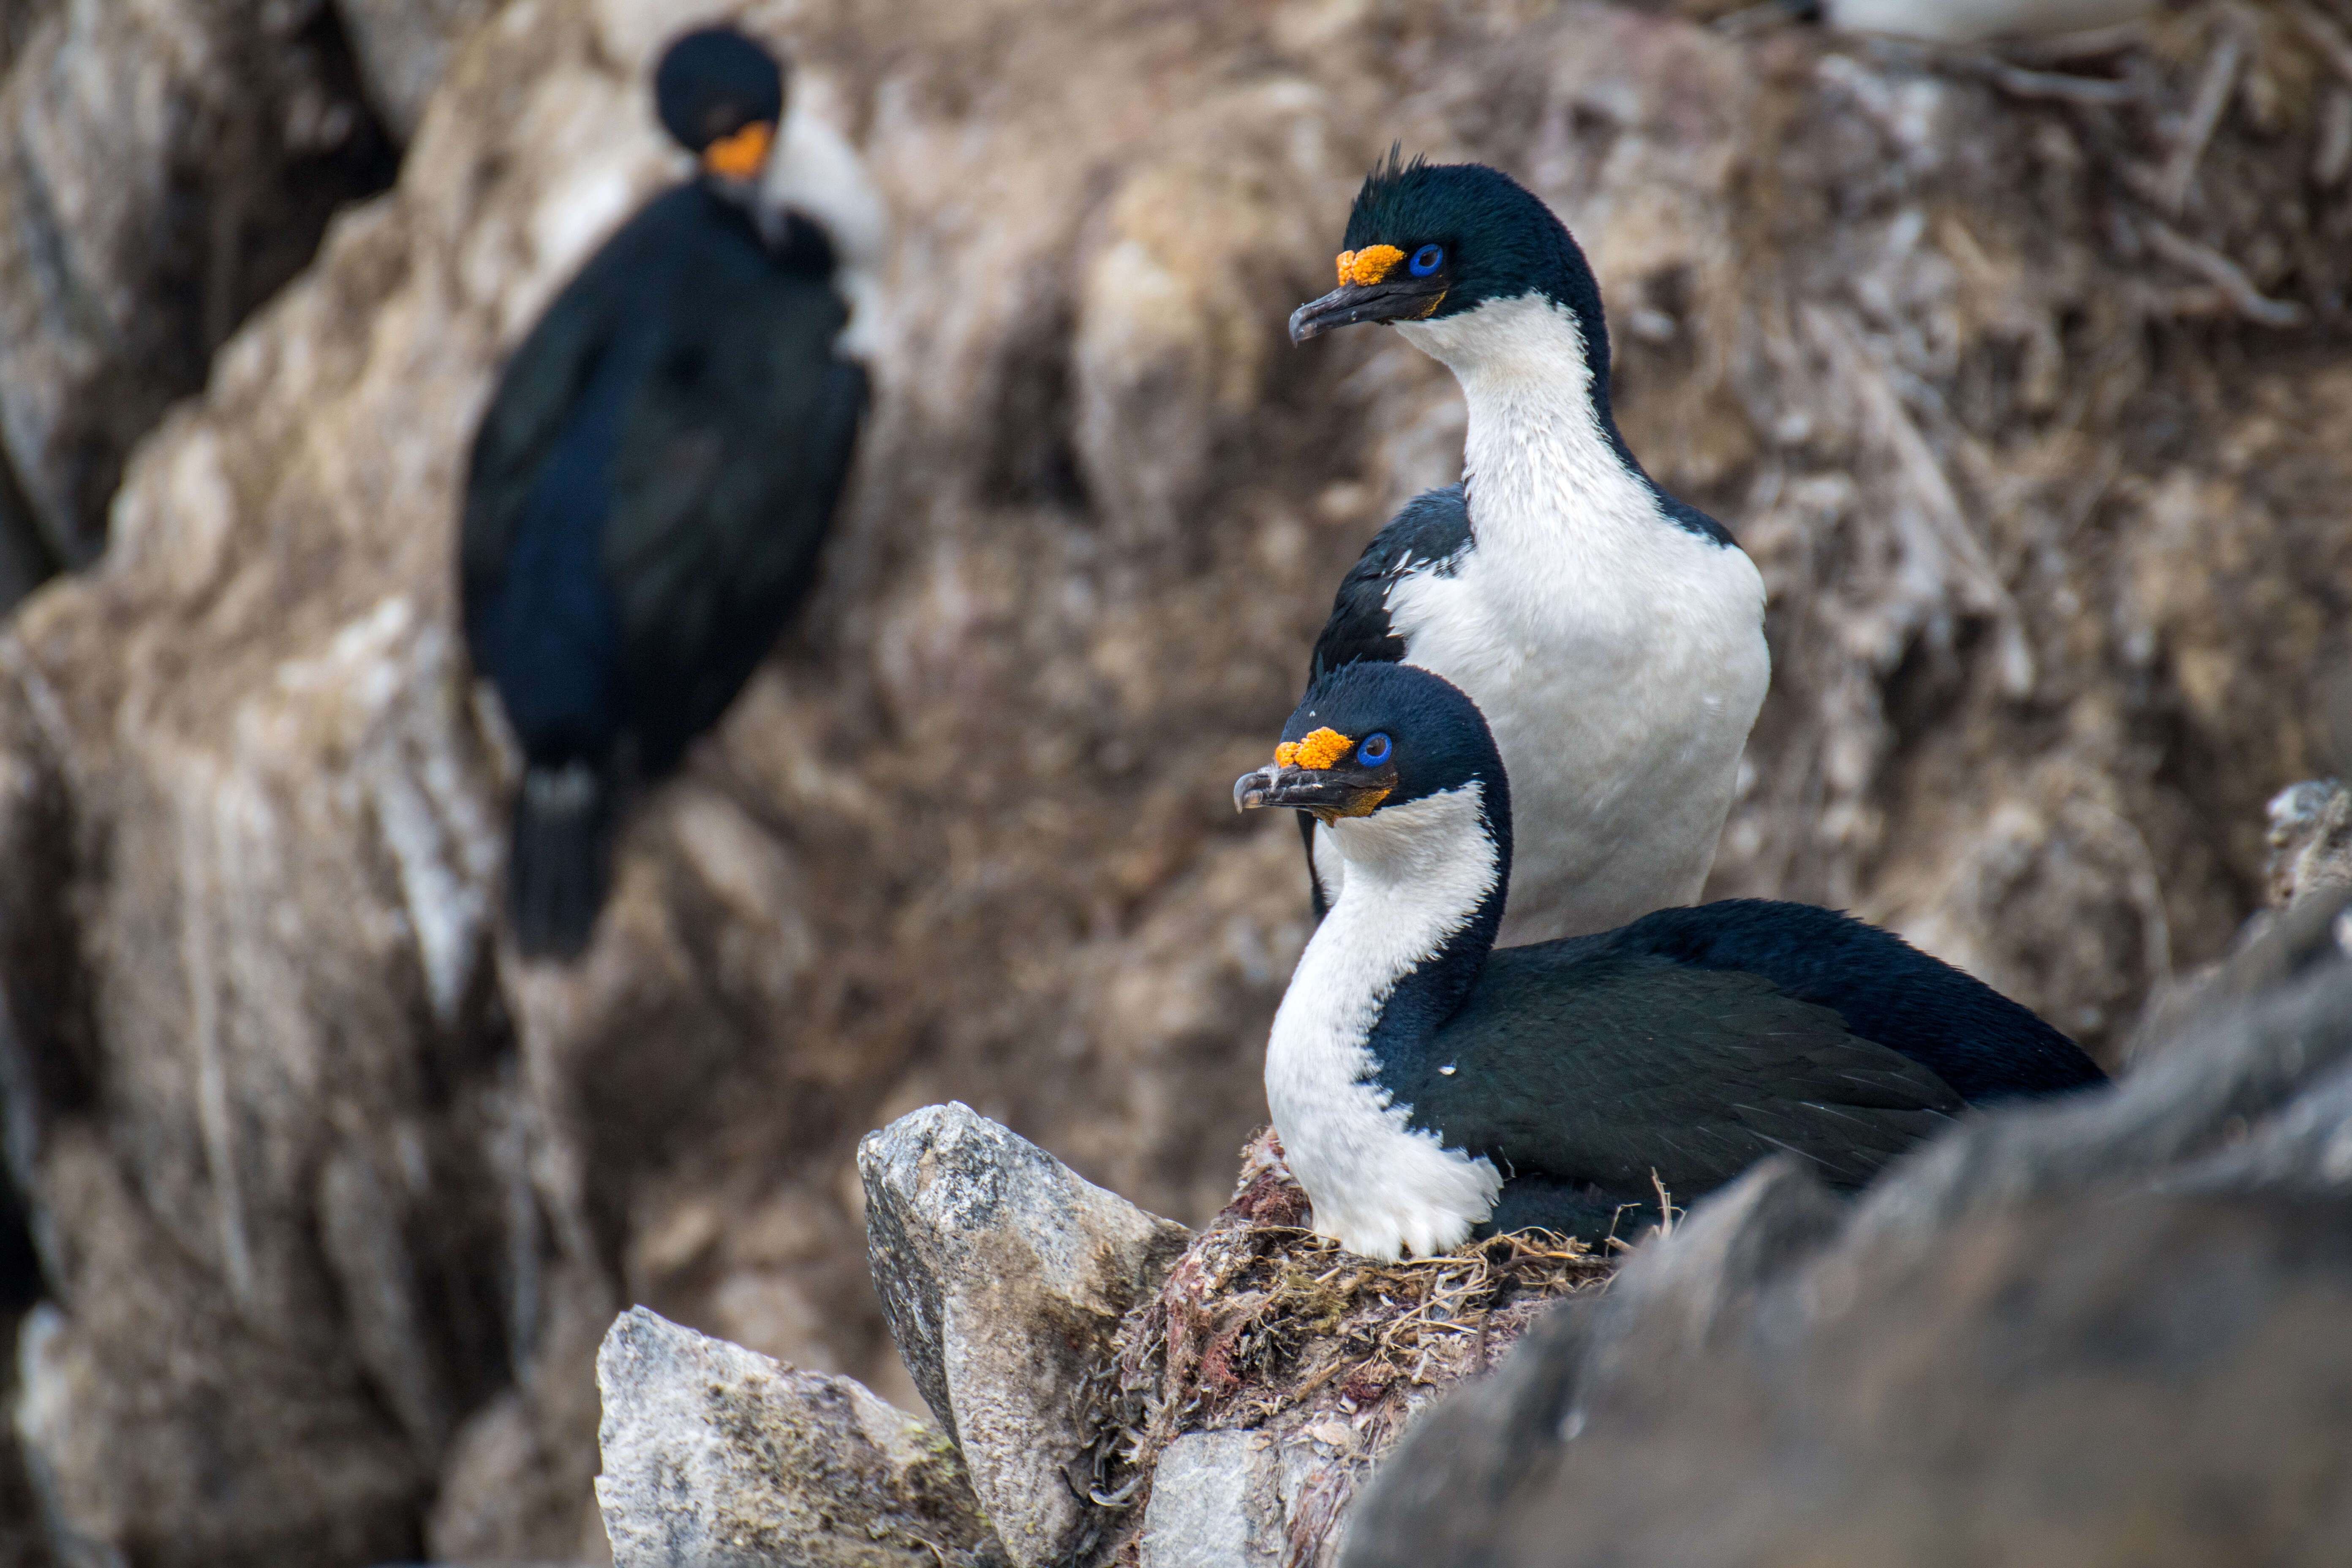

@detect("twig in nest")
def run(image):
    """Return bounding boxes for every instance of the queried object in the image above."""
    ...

[2000,19,2150,65]
[2288,3,2352,90]
[2318,87,2352,187]
[2140,220,2307,327]
[1967,57,2140,106]
[1709,0,1816,38]
[2155,14,2247,215]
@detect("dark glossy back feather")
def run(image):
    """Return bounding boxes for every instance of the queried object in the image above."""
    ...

[1404,952,1964,1199]
[1602,901,2106,1102]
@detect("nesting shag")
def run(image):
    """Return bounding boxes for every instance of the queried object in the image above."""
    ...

[1288,156,1769,947]
[461,25,874,958]
[1234,661,2106,1260]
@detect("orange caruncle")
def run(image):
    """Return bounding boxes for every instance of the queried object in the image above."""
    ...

[1333,245,1405,287]
[1274,727,1355,771]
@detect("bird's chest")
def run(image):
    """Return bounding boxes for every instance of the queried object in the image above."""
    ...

[1383,515,1758,755]
[1265,924,1503,1260]
[1379,495,1767,940]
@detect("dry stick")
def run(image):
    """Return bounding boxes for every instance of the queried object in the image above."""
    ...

[2003,19,2151,63]
[1802,305,2035,697]
[2156,15,2247,215]
[2288,1,2352,87]
[2289,3,2352,184]
[1973,58,2140,106]
[2141,220,2308,327]
[2319,90,2352,187]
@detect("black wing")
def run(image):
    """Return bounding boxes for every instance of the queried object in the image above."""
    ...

[589,204,860,776]
[1601,901,2106,1103]
[459,191,682,646]
[1306,482,1471,683]
[1300,484,1473,915]
[1402,948,1965,1203]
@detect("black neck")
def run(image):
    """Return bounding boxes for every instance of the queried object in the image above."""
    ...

[1356,777,1513,1093]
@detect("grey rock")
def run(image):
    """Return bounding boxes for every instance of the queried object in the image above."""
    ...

[425,1390,592,1563]
[0,0,398,578]
[2268,779,2352,910]
[593,1306,1002,1568]
[12,1128,425,1564]
[1138,1432,1282,1568]
[334,0,498,140]
[1343,909,2352,1568]
[860,1104,1190,1568]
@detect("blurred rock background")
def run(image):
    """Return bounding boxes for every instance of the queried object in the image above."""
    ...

[0,0,2344,1560]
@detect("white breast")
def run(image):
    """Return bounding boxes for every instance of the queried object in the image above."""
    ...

[760,104,889,362]
[1380,294,1769,947]
[1266,787,1504,1261]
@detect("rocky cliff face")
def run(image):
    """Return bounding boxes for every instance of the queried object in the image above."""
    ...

[0,0,2345,1559]
[0,0,436,594]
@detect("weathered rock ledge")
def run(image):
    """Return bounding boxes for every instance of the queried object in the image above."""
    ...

[596,1103,1611,1566]
[593,1304,1003,1568]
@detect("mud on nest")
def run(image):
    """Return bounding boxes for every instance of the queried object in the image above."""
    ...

[1081,1130,1621,1559]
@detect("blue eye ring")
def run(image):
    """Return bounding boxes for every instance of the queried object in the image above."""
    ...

[1408,245,1445,277]
[1358,732,1393,766]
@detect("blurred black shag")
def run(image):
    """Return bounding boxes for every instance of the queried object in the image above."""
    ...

[461,25,867,959]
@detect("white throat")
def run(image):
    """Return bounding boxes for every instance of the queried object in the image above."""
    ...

[1266,785,1504,1260]
[1348,293,1769,947]
[1396,292,1663,591]
[757,105,889,362]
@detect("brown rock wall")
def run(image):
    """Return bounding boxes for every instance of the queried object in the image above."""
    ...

[0,0,2344,1555]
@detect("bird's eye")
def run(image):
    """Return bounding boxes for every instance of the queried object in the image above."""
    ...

[1358,732,1393,766]
[1409,245,1445,277]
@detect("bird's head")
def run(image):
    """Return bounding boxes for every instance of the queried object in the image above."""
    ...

[1287,154,1608,372]
[1236,662,1510,866]
[655,26,787,182]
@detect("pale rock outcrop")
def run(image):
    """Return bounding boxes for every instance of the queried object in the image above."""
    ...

[1137,1432,1285,1568]
[336,0,501,139]
[0,0,400,583]
[860,1104,1190,1568]
[2268,779,2352,909]
[593,1306,1002,1568]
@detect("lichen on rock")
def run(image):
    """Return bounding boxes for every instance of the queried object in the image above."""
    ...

[860,1103,1192,1568]
[594,1304,1004,1568]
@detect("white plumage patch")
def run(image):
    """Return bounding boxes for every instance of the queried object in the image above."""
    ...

[1266,784,1505,1261]
[759,102,889,362]
[1371,293,1770,948]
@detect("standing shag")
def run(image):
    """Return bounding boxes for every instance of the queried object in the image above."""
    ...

[461,26,874,958]
[1288,155,1769,948]
[1233,662,2106,1260]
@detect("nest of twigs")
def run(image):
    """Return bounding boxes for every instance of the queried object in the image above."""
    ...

[1081,1130,1619,1565]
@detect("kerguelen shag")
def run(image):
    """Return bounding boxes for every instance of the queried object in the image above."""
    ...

[1234,661,2107,1261]
[1288,154,1769,948]
[461,25,881,959]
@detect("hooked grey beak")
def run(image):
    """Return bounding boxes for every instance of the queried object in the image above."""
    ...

[1234,763,1386,822]
[1288,278,1449,343]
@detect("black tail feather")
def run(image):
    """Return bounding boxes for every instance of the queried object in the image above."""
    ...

[509,760,613,961]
